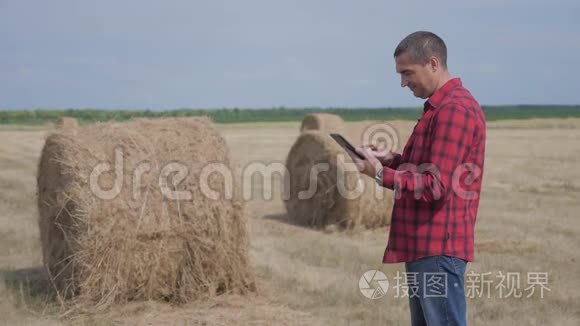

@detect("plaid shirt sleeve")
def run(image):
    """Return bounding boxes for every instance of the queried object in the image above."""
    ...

[383,153,402,169]
[381,103,475,202]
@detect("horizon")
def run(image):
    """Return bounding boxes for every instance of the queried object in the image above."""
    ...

[2,104,580,112]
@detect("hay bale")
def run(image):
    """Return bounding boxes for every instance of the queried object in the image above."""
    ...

[37,117,254,310]
[300,113,344,133]
[55,117,79,130]
[283,131,392,229]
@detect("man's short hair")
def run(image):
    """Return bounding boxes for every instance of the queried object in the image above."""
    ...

[394,31,447,68]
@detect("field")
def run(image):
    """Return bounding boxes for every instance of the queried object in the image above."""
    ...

[0,118,579,325]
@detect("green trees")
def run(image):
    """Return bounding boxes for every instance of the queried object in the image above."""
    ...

[0,106,579,125]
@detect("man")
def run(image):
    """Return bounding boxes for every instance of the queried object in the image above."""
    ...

[350,31,486,326]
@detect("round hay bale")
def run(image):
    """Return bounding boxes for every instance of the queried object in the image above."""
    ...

[299,113,344,133]
[55,117,79,130]
[283,131,392,229]
[37,117,254,309]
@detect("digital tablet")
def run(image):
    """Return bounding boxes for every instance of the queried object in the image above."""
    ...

[329,133,365,160]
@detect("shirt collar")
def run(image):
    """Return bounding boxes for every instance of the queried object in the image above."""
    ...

[423,77,462,112]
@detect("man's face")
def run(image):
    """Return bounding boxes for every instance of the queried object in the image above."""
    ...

[395,53,436,99]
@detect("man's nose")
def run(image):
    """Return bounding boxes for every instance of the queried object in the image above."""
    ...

[400,76,408,88]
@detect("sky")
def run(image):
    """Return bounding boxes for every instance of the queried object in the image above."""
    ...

[0,0,579,110]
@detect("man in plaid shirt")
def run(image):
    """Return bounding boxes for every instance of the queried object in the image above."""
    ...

[351,31,486,326]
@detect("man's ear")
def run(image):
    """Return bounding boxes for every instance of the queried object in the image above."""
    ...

[429,56,439,73]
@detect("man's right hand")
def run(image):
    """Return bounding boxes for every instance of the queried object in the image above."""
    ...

[362,144,397,166]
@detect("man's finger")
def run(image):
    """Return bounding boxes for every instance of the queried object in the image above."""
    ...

[357,147,376,160]
[355,147,369,160]
[374,149,390,157]
[345,149,362,163]
[345,151,364,172]
[362,144,378,150]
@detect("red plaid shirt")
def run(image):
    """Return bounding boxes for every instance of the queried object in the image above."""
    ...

[380,78,486,263]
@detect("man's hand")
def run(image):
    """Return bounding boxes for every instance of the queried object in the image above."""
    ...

[346,147,383,179]
[361,144,396,166]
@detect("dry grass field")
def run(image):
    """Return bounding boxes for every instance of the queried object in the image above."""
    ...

[0,118,579,325]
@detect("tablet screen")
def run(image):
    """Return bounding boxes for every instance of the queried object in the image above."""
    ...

[330,133,365,160]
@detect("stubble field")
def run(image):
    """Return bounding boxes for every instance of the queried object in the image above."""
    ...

[0,118,579,325]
